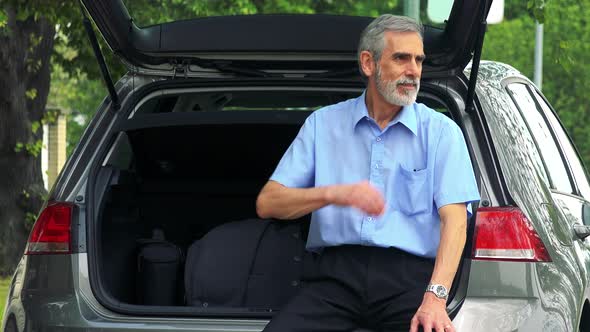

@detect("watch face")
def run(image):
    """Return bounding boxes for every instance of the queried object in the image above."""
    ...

[426,284,448,298]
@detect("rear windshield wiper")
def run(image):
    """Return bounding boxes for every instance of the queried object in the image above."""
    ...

[305,68,359,78]
[191,58,358,79]
[193,59,279,78]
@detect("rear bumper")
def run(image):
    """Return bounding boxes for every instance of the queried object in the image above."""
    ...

[5,296,566,332]
[3,254,571,332]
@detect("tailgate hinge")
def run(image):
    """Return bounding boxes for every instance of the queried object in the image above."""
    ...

[171,60,190,79]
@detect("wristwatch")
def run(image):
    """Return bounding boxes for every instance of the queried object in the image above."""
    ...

[426,284,448,300]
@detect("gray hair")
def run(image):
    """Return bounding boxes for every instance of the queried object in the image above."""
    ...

[358,15,424,79]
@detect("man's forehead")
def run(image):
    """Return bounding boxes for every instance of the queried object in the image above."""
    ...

[383,31,423,53]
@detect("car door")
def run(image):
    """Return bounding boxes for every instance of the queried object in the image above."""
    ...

[531,87,590,293]
[506,81,588,328]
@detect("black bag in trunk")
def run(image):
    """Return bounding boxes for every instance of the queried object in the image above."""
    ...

[185,219,307,310]
[136,229,183,306]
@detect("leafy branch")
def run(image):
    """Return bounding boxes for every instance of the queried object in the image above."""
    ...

[14,109,61,157]
[528,0,546,23]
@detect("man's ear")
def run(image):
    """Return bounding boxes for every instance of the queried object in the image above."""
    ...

[359,50,376,78]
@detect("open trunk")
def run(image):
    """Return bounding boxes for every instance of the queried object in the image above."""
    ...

[91,84,471,317]
[96,117,311,308]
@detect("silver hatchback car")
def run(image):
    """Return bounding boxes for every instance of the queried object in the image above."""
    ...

[4,0,590,331]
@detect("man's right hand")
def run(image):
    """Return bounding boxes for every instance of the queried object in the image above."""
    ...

[327,181,386,216]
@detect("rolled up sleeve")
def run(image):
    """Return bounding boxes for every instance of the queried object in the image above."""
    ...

[433,123,480,215]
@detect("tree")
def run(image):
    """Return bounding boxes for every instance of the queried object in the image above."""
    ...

[0,1,112,275]
[483,0,590,168]
[0,2,60,275]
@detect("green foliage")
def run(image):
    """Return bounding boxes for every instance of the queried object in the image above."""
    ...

[25,212,37,229]
[13,108,60,157]
[0,9,6,27]
[483,0,590,169]
[41,109,60,125]
[48,64,106,156]
[19,189,45,231]
[25,88,37,100]
[14,139,43,157]
[483,15,536,77]
[25,58,42,75]
[31,121,40,134]
[535,1,590,168]
[0,276,9,321]
[125,0,400,27]
[528,0,546,22]
[4,1,74,23]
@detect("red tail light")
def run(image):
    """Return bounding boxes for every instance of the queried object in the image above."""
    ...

[25,202,73,255]
[472,207,551,262]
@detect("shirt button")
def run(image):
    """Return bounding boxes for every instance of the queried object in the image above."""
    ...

[293,256,302,262]
[376,137,382,142]
[291,280,300,287]
[367,217,373,222]
[375,164,379,169]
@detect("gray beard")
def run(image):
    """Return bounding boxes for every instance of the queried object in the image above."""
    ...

[375,66,420,106]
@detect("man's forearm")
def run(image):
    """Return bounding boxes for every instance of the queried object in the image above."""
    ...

[429,204,468,291]
[256,181,331,220]
[412,205,467,332]
[256,180,385,220]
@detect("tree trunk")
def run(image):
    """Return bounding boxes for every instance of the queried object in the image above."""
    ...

[0,7,55,276]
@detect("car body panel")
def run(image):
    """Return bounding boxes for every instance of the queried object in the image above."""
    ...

[454,297,561,331]
[473,61,589,331]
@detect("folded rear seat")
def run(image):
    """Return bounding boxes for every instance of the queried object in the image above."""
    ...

[184,218,309,310]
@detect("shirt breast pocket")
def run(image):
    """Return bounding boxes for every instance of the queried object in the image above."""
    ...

[395,166,430,216]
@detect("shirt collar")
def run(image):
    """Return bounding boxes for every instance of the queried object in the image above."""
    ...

[352,91,418,136]
[352,91,370,129]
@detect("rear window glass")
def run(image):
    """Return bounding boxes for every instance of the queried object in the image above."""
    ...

[130,89,453,117]
[507,83,573,193]
[132,90,360,114]
[124,0,450,29]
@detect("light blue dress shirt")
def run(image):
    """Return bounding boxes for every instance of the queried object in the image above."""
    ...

[270,92,480,258]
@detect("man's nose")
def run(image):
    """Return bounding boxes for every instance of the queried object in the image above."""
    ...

[405,59,420,78]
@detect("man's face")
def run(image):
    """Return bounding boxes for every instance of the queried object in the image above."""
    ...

[373,31,425,106]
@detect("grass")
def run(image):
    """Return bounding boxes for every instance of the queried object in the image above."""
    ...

[0,276,10,324]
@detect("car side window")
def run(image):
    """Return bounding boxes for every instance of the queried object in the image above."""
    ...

[507,83,573,194]
[531,89,590,200]
[504,98,551,186]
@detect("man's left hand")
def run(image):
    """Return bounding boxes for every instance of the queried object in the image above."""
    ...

[409,292,454,332]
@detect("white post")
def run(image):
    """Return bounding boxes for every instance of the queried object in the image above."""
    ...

[44,109,67,190]
[534,22,543,90]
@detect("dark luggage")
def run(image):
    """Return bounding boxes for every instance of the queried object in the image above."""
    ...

[184,219,307,310]
[136,228,183,306]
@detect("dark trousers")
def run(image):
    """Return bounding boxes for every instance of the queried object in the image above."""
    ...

[263,245,435,332]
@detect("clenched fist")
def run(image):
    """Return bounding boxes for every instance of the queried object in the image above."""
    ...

[326,181,386,216]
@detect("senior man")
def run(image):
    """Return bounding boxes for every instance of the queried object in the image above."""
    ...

[256,14,479,332]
